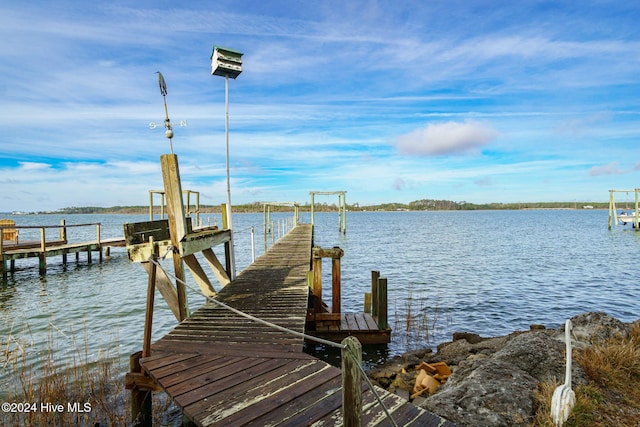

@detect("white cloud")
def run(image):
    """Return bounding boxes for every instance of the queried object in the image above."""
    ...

[589,162,623,176]
[394,120,498,156]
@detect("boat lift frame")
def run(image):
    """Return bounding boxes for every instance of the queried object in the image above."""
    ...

[608,189,640,229]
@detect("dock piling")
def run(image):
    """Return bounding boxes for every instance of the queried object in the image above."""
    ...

[342,336,362,427]
[371,270,380,317]
[377,277,388,330]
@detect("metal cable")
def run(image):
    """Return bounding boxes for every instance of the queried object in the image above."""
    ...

[147,255,398,425]
[148,257,344,349]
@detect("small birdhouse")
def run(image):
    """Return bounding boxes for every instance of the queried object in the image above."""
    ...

[211,46,243,79]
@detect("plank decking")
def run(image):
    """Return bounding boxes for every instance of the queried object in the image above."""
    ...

[140,224,455,426]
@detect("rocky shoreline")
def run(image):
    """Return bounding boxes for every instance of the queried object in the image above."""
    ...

[367,312,637,426]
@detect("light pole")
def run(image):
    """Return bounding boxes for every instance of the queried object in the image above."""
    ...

[211,46,243,280]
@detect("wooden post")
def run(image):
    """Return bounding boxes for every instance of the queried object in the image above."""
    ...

[59,219,67,242]
[608,190,614,229]
[371,270,380,317]
[161,154,189,320]
[129,351,152,427]
[39,227,46,274]
[364,293,371,313]
[142,239,158,358]
[97,224,103,262]
[1,241,5,278]
[332,251,341,314]
[310,193,315,225]
[342,336,362,427]
[377,277,388,330]
[312,254,322,308]
[149,191,154,220]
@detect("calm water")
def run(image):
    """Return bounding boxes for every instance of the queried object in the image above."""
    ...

[1,210,639,395]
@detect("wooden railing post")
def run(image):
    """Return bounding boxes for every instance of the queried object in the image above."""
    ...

[142,239,157,358]
[59,219,67,242]
[1,236,5,279]
[342,336,362,427]
[377,277,388,330]
[97,223,103,262]
[371,270,380,317]
[332,248,341,314]
[39,227,46,274]
[312,252,323,308]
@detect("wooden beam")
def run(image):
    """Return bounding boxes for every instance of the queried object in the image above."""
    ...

[160,154,188,243]
[202,248,231,287]
[160,154,189,320]
[142,262,181,321]
[183,254,217,297]
[312,246,344,259]
[179,229,232,256]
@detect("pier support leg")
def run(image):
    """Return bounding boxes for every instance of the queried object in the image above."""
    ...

[342,336,362,427]
[128,351,152,427]
[38,253,46,275]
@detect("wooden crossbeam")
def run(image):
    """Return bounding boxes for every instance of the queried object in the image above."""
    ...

[183,254,217,297]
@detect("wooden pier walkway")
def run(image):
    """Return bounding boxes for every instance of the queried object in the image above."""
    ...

[138,224,455,426]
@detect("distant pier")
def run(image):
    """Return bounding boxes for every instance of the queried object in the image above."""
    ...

[0,219,125,278]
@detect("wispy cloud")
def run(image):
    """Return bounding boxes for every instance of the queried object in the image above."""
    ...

[394,120,498,156]
[589,162,623,176]
[0,1,639,211]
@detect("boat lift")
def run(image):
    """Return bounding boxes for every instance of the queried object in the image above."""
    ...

[608,189,640,229]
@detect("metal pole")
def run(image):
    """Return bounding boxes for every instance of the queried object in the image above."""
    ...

[225,74,232,230]
[224,73,236,279]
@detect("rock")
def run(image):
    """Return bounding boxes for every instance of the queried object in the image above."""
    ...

[422,358,537,427]
[436,332,516,364]
[493,330,564,382]
[367,311,636,427]
[569,312,629,347]
[452,331,484,344]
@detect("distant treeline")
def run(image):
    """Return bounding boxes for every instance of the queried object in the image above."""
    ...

[53,199,608,215]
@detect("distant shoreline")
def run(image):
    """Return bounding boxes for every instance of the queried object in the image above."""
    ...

[3,200,610,216]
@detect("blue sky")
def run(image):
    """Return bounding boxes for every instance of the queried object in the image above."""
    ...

[1,1,639,212]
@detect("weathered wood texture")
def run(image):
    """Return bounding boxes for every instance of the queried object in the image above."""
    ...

[141,224,454,427]
[309,312,391,345]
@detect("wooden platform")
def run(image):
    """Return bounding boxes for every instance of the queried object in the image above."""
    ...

[308,312,391,345]
[1,236,125,276]
[140,224,456,426]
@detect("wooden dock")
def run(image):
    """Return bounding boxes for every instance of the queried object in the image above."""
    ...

[0,220,125,277]
[124,154,455,426]
[134,224,455,426]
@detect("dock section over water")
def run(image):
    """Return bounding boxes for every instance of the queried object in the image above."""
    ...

[136,224,453,426]
[125,153,453,426]
[0,220,125,278]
